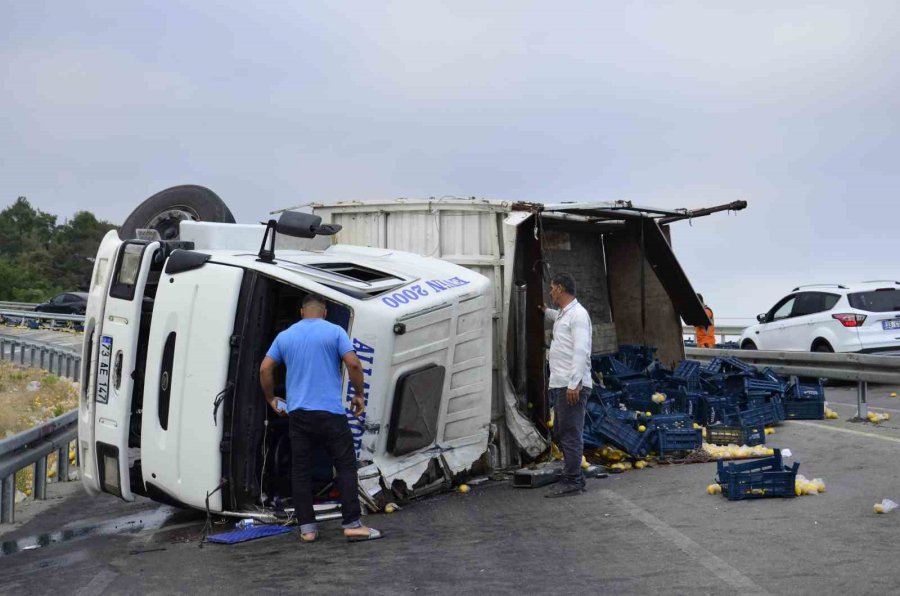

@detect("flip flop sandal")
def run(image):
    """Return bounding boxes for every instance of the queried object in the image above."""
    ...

[346,528,383,542]
[300,531,319,543]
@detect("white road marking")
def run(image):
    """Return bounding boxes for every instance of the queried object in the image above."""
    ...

[75,568,118,596]
[600,489,770,595]
[791,421,900,443]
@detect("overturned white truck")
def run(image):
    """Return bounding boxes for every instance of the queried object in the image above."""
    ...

[79,186,744,519]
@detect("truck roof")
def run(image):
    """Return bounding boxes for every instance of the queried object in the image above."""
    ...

[203,244,483,301]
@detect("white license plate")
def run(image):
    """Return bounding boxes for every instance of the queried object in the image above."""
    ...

[882,319,900,331]
[96,335,112,404]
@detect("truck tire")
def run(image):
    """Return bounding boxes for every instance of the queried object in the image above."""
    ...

[119,185,235,241]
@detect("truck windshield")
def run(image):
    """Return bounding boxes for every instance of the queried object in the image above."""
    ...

[848,289,900,312]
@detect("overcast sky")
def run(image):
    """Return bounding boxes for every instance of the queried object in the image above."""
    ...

[3,1,898,322]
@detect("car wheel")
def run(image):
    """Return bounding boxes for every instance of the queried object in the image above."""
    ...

[813,341,834,353]
[741,340,758,350]
[119,185,235,241]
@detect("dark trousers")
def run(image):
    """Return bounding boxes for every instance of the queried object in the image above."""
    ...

[549,387,589,486]
[289,410,361,531]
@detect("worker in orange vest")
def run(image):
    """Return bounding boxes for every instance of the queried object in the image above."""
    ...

[694,293,716,348]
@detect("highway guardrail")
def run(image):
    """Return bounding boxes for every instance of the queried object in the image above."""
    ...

[0,410,78,524]
[0,301,38,311]
[0,336,82,381]
[685,347,900,418]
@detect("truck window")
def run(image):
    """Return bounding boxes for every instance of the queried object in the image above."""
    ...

[110,242,148,300]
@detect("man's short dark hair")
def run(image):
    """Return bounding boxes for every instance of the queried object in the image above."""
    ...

[551,273,576,296]
[302,293,327,309]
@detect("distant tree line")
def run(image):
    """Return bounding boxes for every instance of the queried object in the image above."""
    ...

[0,197,117,302]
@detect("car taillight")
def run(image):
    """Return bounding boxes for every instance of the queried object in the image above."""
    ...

[832,313,867,327]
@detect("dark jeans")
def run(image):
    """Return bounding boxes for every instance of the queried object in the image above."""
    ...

[289,410,361,533]
[549,386,590,486]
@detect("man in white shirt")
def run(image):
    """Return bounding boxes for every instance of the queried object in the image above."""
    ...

[540,273,593,497]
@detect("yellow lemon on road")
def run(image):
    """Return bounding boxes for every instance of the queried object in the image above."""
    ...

[385,503,397,514]
[891,392,898,398]
[638,425,646,432]
[875,503,885,513]
[634,460,647,470]
[458,484,470,494]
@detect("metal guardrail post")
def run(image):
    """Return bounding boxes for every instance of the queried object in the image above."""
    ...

[58,444,70,482]
[857,381,868,419]
[34,457,47,500]
[74,357,81,382]
[1,474,14,523]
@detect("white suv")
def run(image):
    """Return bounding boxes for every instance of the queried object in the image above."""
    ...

[739,282,900,353]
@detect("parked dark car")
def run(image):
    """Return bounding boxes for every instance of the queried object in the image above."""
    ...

[34,292,89,314]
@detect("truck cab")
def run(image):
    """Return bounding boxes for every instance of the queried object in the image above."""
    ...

[79,216,493,517]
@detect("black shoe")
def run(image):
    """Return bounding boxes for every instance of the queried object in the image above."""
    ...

[545,484,585,498]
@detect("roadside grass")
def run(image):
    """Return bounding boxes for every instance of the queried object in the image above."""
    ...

[0,361,79,494]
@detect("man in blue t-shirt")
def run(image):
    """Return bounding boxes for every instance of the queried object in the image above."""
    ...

[260,293,382,543]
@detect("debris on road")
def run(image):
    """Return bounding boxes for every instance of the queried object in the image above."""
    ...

[581,347,825,468]
[794,474,826,496]
[867,411,891,423]
[874,499,898,514]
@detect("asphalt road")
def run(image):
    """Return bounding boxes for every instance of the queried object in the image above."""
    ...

[3,384,900,595]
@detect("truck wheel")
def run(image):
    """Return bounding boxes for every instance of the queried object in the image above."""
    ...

[741,340,757,350]
[119,185,235,241]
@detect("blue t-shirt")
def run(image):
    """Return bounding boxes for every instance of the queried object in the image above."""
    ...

[265,318,354,415]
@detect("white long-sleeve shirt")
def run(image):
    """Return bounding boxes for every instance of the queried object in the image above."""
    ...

[545,299,593,390]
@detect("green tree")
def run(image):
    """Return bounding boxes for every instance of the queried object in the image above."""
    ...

[0,198,116,301]
[49,211,117,291]
[0,197,56,259]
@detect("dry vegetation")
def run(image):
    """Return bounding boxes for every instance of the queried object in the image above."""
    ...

[0,361,79,493]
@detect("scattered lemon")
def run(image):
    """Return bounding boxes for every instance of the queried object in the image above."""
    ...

[706,484,721,495]
[634,460,647,470]
[693,423,701,429]
[645,411,652,417]
[638,425,646,432]
[581,456,589,470]
[764,427,775,435]
[384,503,397,514]
[875,503,885,514]
[458,484,470,494]
[891,392,898,398]
[547,419,554,428]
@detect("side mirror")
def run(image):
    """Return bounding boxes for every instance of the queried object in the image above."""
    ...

[757,313,767,323]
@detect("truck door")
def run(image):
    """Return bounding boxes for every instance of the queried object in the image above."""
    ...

[140,261,243,512]
[90,239,161,500]
[79,231,123,496]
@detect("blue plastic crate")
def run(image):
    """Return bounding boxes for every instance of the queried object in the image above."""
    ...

[768,396,786,422]
[625,395,674,416]
[698,396,736,426]
[646,413,692,431]
[784,399,825,420]
[788,378,825,401]
[656,428,702,454]
[725,405,768,428]
[702,358,724,374]
[620,378,656,399]
[584,405,651,457]
[706,424,765,446]
[716,450,799,500]
[721,357,757,375]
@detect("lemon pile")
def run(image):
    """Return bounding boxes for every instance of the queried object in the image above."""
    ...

[794,474,826,496]
[867,411,891,424]
[702,443,774,459]
[824,407,839,419]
